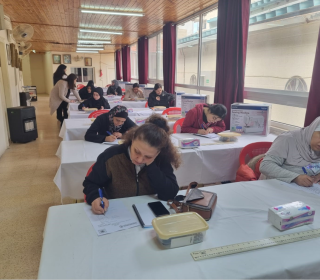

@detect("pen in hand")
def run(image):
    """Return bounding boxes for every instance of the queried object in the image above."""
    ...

[98,188,105,215]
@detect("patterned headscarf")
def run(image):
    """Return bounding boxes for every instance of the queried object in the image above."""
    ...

[108,105,128,132]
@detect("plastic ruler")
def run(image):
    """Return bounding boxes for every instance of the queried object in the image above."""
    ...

[191,228,320,261]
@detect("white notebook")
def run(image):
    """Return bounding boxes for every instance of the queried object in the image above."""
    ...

[193,133,218,139]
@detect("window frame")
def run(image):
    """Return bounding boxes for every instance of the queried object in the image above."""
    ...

[71,67,95,83]
[148,31,164,84]
[130,42,138,79]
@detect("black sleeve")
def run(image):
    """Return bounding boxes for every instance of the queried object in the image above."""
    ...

[78,99,89,110]
[116,87,123,96]
[148,92,156,108]
[83,151,111,204]
[121,117,137,133]
[145,160,179,200]
[85,116,108,143]
[103,98,110,109]
[107,87,114,95]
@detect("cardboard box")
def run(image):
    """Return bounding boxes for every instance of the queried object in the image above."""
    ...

[230,103,271,136]
[181,94,208,117]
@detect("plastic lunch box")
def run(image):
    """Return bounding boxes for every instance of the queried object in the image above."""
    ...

[152,212,209,249]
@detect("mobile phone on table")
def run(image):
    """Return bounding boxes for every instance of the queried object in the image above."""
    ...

[148,201,170,217]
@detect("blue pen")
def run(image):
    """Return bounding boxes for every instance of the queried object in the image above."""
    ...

[98,188,105,215]
[302,167,307,175]
[106,131,112,136]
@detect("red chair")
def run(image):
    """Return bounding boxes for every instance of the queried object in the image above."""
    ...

[239,142,273,165]
[121,95,125,100]
[77,84,85,90]
[173,118,185,133]
[145,101,148,108]
[88,109,110,118]
[84,163,95,202]
[162,107,181,115]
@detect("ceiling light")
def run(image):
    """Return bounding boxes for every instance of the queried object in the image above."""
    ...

[80,9,144,17]
[78,40,111,44]
[76,51,99,53]
[80,29,122,35]
[77,45,104,48]
[77,48,104,51]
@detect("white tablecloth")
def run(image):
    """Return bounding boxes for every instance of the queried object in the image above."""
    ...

[68,99,146,111]
[59,117,175,141]
[38,179,320,279]
[68,108,162,119]
[54,133,276,199]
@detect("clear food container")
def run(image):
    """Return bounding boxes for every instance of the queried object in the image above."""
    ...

[217,132,241,142]
[152,212,209,249]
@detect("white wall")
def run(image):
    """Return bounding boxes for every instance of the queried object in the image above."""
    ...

[51,52,115,88]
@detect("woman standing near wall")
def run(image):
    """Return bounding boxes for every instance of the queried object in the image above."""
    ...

[49,73,81,125]
[53,64,67,85]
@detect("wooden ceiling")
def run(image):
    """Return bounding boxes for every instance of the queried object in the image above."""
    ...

[0,0,218,53]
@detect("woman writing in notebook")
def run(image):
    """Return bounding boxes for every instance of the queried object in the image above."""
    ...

[260,117,320,187]
[83,114,181,215]
[78,87,110,111]
[85,105,136,143]
[181,103,227,134]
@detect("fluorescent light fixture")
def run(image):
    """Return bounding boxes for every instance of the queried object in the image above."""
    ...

[76,50,99,53]
[78,40,111,44]
[77,45,104,48]
[81,9,144,17]
[80,28,122,35]
[77,48,104,51]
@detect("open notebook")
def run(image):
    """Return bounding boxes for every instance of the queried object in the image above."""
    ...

[193,133,218,139]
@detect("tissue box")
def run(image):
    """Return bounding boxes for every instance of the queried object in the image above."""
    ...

[178,138,200,148]
[268,201,315,231]
[135,117,147,125]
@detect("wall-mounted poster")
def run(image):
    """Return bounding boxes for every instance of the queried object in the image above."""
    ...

[52,54,61,64]
[10,43,15,67]
[84,57,92,66]
[63,54,71,64]
[6,44,11,65]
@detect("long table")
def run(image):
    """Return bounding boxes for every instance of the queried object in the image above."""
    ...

[59,117,176,141]
[68,99,147,111]
[38,179,320,279]
[68,108,162,119]
[54,133,277,199]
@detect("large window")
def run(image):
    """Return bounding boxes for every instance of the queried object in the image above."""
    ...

[244,0,320,127]
[71,67,94,83]
[148,33,163,82]
[130,43,138,79]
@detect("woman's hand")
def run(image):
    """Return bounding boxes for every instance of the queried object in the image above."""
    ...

[82,107,87,111]
[207,128,214,133]
[197,129,209,135]
[113,132,122,138]
[156,96,161,101]
[70,100,75,103]
[293,175,314,187]
[91,197,109,215]
[105,135,117,142]
[101,106,104,109]
[312,174,320,184]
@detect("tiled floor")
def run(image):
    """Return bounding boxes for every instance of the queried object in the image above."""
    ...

[0,94,62,279]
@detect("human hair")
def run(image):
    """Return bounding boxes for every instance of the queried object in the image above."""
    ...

[133,83,139,88]
[154,83,162,91]
[53,64,67,81]
[123,114,181,169]
[207,104,227,119]
[64,73,77,89]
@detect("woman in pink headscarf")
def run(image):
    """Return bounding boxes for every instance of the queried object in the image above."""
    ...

[260,117,320,187]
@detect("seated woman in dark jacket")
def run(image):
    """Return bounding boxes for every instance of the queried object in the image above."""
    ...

[85,105,136,143]
[107,80,122,96]
[78,87,110,111]
[79,80,94,99]
[148,83,173,108]
[83,114,181,214]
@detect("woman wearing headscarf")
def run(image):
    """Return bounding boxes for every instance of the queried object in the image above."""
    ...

[78,87,109,111]
[107,80,122,96]
[79,80,95,100]
[260,117,320,187]
[85,105,136,143]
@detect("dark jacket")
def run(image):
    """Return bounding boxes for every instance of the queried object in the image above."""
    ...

[85,112,136,143]
[107,86,122,96]
[181,103,226,133]
[83,144,179,203]
[79,81,95,99]
[78,97,110,110]
[148,90,173,108]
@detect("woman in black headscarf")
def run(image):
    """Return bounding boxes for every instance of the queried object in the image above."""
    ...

[107,80,123,96]
[78,87,110,110]
[79,80,95,99]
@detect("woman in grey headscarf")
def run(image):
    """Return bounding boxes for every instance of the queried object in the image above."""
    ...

[260,117,320,187]
[107,80,122,96]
